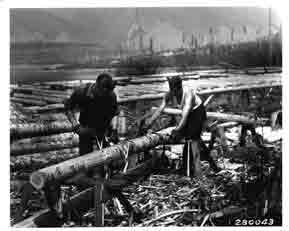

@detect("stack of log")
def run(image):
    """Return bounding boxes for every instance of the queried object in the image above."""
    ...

[10,71,282,227]
[10,81,279,172]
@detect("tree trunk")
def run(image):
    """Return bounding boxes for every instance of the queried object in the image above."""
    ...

[29,127,173,190]
[14,156,161,227]
[13,93,65,104]
[24,104,65,114]
[11,121,75,140]
[11,138,78,156]
[10,148,79,172]
[11,97,47,106]
[154,107,268,126]
[12,86,71,97]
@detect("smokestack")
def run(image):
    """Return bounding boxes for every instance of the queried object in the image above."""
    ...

[149,37,154,54]
[231,28,235,43]
[139,33,143,51]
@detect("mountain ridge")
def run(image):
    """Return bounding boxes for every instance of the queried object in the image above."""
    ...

[10,7,281,48]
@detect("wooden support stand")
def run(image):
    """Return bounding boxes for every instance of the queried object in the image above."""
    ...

[94,183,104,226]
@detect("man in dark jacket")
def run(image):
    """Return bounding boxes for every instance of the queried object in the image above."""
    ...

[64,73,142,222]
[65,73,118,157]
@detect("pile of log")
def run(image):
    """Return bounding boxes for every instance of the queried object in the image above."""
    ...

[10,72,282,227]
[10,82,281,116]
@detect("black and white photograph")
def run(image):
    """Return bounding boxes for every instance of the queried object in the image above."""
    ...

[9,5,282,227]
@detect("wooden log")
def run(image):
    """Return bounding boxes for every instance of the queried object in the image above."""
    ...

[10,148,79,172]
[128,74,199,85]
[29,127,173,190]
[36,93,68,101]
[11,97,47,106]
[31,113,68,122]
[120,83,281,104]
[199,74,228,78]
[13,133,74,146]
[117,93,165,104]
[12,86,71,97]
[13,93,64,104]
[19,84,281,113]
[153,107,268,126]
[10,138,78,156]
[13,156,161,227]
[210,121,239,130]
[24,104,65,114]
[10,121,75,140]
[94,182,104,226]
[199,83,281,95]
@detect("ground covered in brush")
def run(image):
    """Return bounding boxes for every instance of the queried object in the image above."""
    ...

[10,138,282,227]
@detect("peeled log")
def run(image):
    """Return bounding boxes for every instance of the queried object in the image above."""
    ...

[14,156,160,227]
[10,138,78,156]
[11,121,75,140]
[153,107,268,126]
[30,127,173,190]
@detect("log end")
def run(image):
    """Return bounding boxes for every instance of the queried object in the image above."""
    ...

[30,172,46,190]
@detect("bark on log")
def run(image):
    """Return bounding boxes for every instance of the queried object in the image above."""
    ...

[14,156,161,227]
[11,138,78,156]
[153,107,268,126]
[30,127,173,190]
[13,133,75,146]
[12,86,71,97]
[28,91,69,100]
[31,113,68,122]
[11,97,47,106]
[25,104,65,113]
[10,148,79,172]
[13,93,65,104]
[11,121,75,140]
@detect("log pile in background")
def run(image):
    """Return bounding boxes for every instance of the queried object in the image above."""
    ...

[10,70,282,227]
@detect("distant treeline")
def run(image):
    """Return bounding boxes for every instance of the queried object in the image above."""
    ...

[11,37,281,74]
[116,37,282,75]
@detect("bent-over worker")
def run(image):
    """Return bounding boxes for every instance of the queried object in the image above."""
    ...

[65,73,118,158]
[64,73,142,222]
[145,76,221,173]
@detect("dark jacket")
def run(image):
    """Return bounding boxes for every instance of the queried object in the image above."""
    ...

[64,83,118,134]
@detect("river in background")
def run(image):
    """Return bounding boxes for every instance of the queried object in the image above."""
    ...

[10,65,115,84]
